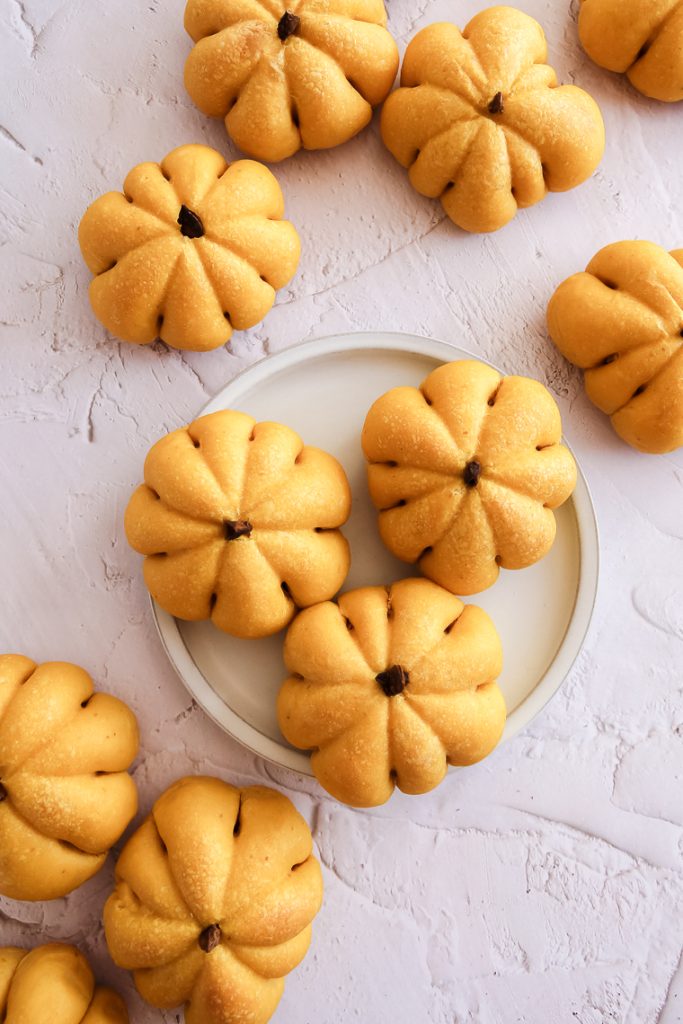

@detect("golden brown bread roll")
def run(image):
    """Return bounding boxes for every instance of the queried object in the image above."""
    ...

[0,655,138,901]
[0,943,128,1023]
[104,776,323,1024]
[579,0,683,102]
[184,0,399,162]
[381,6,605,233]
[278,577,506,807]
[547,240,683,454]
[79,144,300,351]
[362,360,577,595]
[125,409,352,637]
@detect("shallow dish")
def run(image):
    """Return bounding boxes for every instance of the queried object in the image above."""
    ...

[152,332,599,776]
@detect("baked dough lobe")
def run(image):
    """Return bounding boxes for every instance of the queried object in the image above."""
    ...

[381,6,605,232]
[0,655,139,901]
[579,0,683,102]
[278,578,506,807]
[104,777,323,1024]
[362,359,577,594]
[125,409,351,637]
[0,944,128,1024]
[78,144,300,351]
[548,240,683,454]
[184,0,399,161]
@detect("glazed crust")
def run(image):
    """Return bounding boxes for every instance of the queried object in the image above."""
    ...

[0,655,139,901]
[78,144,300,351]
[380,6,605,233]
[125,410,351,638]
[184,0,399,162]
[547,241,683,454]
[361,360,577,595]
[579,0,683,103]
[0,944,128,1024]
[104,777,323,1024]
[278,578,506,807]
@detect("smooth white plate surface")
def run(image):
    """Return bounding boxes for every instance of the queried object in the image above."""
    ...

[153,332,599,776]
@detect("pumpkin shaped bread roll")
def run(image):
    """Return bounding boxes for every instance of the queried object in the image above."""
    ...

[548,241,683,454]
[579,0,683,103]
[278,578,506,807]
[79,144,300,351]
[0,944,128,1024]
[0,655,139,901]
[125,409,351,638]
[184,0,399,162]
[104,777,323,1024]
[381,6,605,233]
[362,360,577,595]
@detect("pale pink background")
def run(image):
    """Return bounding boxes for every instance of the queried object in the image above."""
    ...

[1,1,682,1021]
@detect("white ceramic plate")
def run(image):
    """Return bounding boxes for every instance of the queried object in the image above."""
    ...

[152,332,599,776]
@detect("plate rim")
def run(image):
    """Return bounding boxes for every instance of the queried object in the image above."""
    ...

[151,330,600,778]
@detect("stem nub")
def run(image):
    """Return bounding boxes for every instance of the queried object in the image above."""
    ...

[463,460,481,487]
[278,11,300,40]
[488,92,504,114]
[177,205,205,239]
[224,519,252,541]
[198,924,222,953]
[376,665,409,697]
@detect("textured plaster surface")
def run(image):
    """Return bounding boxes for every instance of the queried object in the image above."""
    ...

[1,0,682,1021]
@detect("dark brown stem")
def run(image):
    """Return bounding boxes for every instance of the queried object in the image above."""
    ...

[178,205,204,238]
[198,924,222,953]
[224,519,252,541]
[488,92,504,114]
[278,11,300,40]
[463,460,481,487]
[376,665,409,697]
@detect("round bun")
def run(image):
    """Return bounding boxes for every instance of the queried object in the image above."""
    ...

[0,655,138,901]
[278,577,506,807]
[0,944,128,1023]
[104,776,323,1024]
[78,144,300,351]
[362,359,577,595]
[579,0,683,103]
[184,0,399,162]
[125,409,351,638]
[381,7,605,233]
[548,240,683,454]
